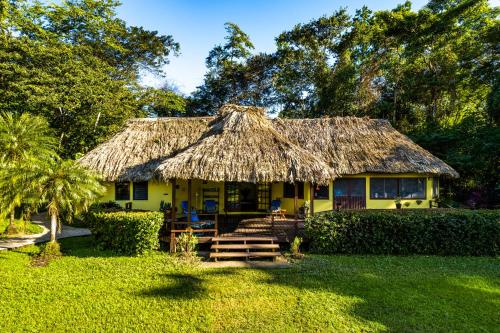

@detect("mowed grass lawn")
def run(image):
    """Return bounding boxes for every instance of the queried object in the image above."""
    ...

[1,237,499,332]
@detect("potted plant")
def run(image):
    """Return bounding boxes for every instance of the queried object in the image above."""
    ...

[395,197,402,209]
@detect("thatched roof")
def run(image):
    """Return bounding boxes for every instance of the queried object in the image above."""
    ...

[79,104,458,182]
[155,105,337,184]
[78,117,213,181]
[273,117,459,178]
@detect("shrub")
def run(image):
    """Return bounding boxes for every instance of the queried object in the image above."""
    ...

[290,236,304,259]
[305,209,500,256]
[176,232,198,257]
[86,211,163,255]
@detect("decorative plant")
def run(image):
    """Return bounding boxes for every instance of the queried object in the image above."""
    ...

[394,197,402,209]
[176,232,198,258]
[416,199,422,205]
[404,202,411,208]
[290,236,304,259]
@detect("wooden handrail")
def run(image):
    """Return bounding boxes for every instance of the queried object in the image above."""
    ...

[170,228,217,233]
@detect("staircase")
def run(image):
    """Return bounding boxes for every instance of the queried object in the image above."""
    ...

[209,236,282,261]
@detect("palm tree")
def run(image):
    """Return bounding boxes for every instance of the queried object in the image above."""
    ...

[35,160,104,243]
[0,112,57,233]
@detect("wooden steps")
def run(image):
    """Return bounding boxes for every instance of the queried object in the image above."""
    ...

[210,252,281,259]
[209,236,282,261]
[211,244,280,250]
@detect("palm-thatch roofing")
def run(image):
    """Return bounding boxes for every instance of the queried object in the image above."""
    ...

[79,104,458,183]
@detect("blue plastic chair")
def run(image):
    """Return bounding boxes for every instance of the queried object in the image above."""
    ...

[204,200,217,213]
[181,200,199,222]
[270,199,281,211]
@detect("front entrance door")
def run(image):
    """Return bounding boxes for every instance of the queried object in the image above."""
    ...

[224,182,271,212]
[334,178,366,209]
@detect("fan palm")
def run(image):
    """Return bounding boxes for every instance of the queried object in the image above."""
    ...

[0,112,57,233]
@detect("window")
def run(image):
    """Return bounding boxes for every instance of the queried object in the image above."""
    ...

[370,178,397,199]
[370,178,426,199]
[283,182,304,199]
[314,184,330,200]
[399,178,426,199]
[133,182,148,200]
[115,182,130,201]
[256,183,271,211]
[432,177,439,198]
[224,182,240,211]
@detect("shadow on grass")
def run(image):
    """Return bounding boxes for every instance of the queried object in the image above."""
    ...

[138,269,238,300]
[260,255,500,332]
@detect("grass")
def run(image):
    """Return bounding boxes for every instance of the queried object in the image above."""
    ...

[0,218,44,236]
[0,237,498,332]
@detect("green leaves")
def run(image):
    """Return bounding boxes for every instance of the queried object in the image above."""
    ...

[305,210,500,256]
[86,211,164,255]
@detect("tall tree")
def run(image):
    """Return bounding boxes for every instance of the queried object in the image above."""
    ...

[0,0,179,157]
[189,23,276,115]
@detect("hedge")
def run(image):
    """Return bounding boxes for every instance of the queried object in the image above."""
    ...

[86,211,163,255]
[305,210,500,256]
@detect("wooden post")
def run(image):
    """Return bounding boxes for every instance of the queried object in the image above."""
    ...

[294,182,299,236]
[187,179,192,228]
[310,182,314,216]
[170,179,177,253]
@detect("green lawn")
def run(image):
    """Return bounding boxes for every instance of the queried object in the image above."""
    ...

[0,219,44,236]
[1,237,498,332]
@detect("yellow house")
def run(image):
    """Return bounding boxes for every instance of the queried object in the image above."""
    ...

[80,104,458,218]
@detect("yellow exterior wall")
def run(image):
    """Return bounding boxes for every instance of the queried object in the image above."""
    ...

[336,173,434,209]
[100,173,435,212]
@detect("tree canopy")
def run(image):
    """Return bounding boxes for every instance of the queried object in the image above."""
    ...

[188,0,499,206]
[0,0,180,157]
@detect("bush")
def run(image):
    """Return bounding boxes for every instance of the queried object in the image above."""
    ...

[305,209,500,256]
[86,211,163,255]
[176,232,198,257]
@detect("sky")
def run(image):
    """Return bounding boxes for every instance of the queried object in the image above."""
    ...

[115,0,497,95]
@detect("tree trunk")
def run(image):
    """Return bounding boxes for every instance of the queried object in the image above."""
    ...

[9,210,14,227]
[50,213,57,243]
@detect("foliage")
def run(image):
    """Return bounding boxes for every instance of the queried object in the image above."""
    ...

[86,211,163,255]
[0,219,43,236]
[176,232,198,257]
[190,1,499,206]
[1,236,499,332]
[140,85,187,117]
[188,23,277,115]
[290,236,304,259]
[306,210,500,256]
[0,0,179,157]
[39,241,62,258]
[0,112,57,228]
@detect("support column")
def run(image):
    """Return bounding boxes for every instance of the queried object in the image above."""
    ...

[294,182,299,236]
[187,179,192,228]
[170,179,177,253]
[309,182,314,216]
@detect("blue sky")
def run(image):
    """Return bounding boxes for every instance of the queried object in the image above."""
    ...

[115,0,494,94]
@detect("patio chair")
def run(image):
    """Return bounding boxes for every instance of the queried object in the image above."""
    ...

[181,200,200,222]
[270,199,286,220]
[204,200,218,213]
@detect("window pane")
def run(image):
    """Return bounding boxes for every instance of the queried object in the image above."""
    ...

[432,177,439,198]
[350,179,365,197]
[257,183,271,211]
[133,182,148,200]
[115,182,130,201]
[314,185,329,200]
[370,178,397,199]
[283,182,304,199]
[334,179,349,197]
[399,178,426,199]
[224,182,240,211]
